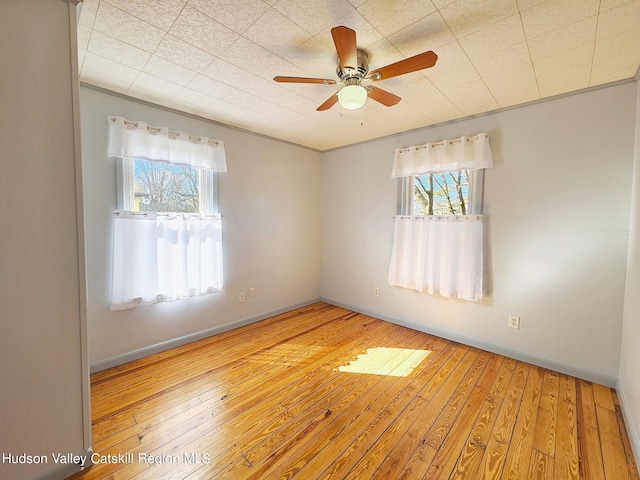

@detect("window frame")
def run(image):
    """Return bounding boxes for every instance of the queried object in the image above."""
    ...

[115,157,218,214]
[397,169,484,216]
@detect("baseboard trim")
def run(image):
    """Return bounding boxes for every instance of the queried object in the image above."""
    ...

[615,379,640,466]
[321,297,618,388]
[90,298,321,373]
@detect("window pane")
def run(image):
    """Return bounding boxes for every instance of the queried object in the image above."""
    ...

[414,170,470,215]
[133,158,200,213]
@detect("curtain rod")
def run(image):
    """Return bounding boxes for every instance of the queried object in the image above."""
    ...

[112,117,220,146]
[114,211,223,218]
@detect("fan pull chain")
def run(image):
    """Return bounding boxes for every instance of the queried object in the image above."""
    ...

[360,106,364,126]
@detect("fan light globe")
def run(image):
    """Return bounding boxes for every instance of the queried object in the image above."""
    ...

[338,84,367,110]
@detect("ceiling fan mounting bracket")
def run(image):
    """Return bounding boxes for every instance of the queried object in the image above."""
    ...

[336,49,369,82]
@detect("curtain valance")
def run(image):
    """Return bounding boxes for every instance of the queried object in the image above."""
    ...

[107,116,227,172]
[391,133,493,178]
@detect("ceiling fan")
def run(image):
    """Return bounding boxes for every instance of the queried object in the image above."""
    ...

[273,26,438,112]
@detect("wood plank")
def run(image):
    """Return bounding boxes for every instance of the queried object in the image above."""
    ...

[576,380,606,480]
[502,365,544,480]
[597,405,631,480]
[65,303,640,480]
[528,449,555,480]
[554,375,579,480]
[473,362,530,479]
[615,403,640,480]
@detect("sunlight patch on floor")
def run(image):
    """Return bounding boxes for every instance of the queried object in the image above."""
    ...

[338,347,431,377]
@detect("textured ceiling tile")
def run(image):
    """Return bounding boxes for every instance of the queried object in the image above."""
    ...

[187,74,236,98]
[243,7,312,56]
[202,58,250,86]
[270,35,336,78]
[78,48,87,69]
[516,0,545,9]
[165,94,205,115]
[470,42,531,77]
[388,12,456,58]
[439,0,519,38]
[154,34,215,71]
[77,24,91,50]
[75,0,640,150]
[273,0,355,35]
[169,87,221,110]
[367,100,431,128]
[79,0,99,27]
[520,0,599,39]
[440,79,499,115]
[482,61,539,107]
[384,77,438,101]
[411,90,464,123]
[131,72,183,98]
[93,2,166,52]
[127,84,174,105]
[590,27,640,85]
[458,14,525,59]
[104,0,186,30]
[314,13,382,52]
[599,0,637,12]
[170,5,239,56]
[527,16,596,61]
[596,1,640,39]
[143,55,199,86]
[220,37,282,75]
[87,30,151,69]
[357,0,437,37]
[80,70,131,94]
[187,0,271,34]
[222,89,310,124]
[425,45,479,88]
[534,44,593,96]
[363,38,405,73]
[259,56,314,82]
[81,52,140,84]
[432,0,457,7]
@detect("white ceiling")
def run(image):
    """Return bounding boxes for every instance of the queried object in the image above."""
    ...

[77,0,640,151]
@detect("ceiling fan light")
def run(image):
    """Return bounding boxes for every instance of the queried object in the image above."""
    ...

[338,84,367,110]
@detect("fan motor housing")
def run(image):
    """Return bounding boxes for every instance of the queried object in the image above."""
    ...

[337,49,369,81]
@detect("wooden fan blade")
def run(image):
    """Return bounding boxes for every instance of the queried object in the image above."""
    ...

[367,86,401,107]
[316,93,339,111]
[369,51,438,81]
[331,26,357,70]
[274,76,336,84]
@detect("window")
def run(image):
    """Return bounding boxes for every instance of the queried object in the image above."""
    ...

[118,157,218,214]
[398,169,483,216]
[107,116,226,310]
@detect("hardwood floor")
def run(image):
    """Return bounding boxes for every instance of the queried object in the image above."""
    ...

[68,302,639,479]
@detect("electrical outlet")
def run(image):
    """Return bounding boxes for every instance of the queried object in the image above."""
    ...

[249,288,255,298]
[373,287,379,297]
[508,315,520,329]
[239,292,246,303]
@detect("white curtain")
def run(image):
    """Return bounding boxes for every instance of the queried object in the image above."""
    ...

[391,133,492,177]
[111,213,223,310]
[108,115,226,310]
[107,116,227,171]
[388,215,484,302]
[388,133,492,302]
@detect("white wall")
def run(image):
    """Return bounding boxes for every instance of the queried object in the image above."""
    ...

[618,79,640,462]
[321,82,637,386]
[80,87,322,369]
[0,1,89,479]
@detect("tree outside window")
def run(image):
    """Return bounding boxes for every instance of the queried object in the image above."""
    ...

[133,158,200,213]
[414,170,470,216]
